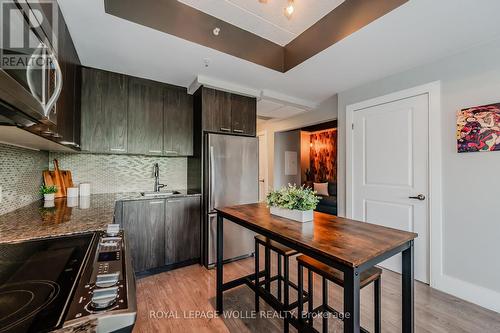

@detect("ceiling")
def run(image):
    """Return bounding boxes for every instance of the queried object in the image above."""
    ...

[177,0,346,46]
[58,0,500,119]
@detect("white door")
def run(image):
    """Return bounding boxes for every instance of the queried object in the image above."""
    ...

[351,94,429,283]
[258,132,267,202]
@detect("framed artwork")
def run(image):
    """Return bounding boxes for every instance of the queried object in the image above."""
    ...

[457,103,500,153]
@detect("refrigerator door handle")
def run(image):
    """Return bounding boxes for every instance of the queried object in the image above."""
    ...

[209,145,215,212]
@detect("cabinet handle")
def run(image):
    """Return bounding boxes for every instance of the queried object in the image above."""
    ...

[233,129,244,133]
[164,150,178,154]
[220,127,231,132]
[148,150,162,154]
[149,201,164,205]
[167,199,182,203]
[110,148,125,152]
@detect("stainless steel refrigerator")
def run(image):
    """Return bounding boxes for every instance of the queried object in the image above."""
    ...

[206,133,258,266]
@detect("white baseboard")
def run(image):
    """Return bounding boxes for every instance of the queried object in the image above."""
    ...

[433,273,500,313]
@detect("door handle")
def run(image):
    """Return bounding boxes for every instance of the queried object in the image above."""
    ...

[209,146,215,211]
[409,194,426,201]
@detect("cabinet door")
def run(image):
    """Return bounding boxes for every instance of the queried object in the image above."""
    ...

[121,200,165,272]
[104,72,128,153]
[202,87,231,133]
[231,94,256,136]
[165,197,201,265]
[81,68,108,152]
[128,78,164,155]
[81,68,127,153]
[164,88,193,156]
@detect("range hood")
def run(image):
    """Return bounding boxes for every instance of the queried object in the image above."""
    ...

[0,101,74,152]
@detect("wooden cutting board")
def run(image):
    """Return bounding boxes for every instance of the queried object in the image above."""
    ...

[52,159,66,198]
[43,160,71,198]
[61,170,74,189]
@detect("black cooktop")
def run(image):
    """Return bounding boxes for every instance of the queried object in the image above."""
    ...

[0,233,95,333]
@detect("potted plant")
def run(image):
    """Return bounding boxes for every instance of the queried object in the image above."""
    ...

[266,184,320,223]
[40,185,57,201]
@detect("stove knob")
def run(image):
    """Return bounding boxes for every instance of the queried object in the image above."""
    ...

[106,224,120,237]
[91,286,118,309]
[95,272,120,288]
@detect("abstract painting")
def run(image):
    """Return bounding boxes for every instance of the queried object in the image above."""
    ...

[310,129,337,181]
[457,103,500,153]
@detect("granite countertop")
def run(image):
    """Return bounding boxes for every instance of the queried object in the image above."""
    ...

[0,190,201,244]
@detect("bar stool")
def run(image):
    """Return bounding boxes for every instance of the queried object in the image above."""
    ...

[297,255,382,333]
[254,235,300,332]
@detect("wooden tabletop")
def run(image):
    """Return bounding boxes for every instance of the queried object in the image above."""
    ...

[216,203,417,268]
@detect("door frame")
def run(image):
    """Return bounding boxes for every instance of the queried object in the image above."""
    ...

[345,81,442,288]
[257,130,269,201]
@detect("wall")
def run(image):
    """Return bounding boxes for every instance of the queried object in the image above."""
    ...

[300,131,310,184]
[49,152,187,194]
[273,130,301,188]
[0,144,48,215]
[337,39,500,311]
[258,94,338,190]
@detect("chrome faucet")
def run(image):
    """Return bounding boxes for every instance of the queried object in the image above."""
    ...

[153,163,166,192]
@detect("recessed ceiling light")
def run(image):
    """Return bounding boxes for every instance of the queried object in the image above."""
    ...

[212,27,221,36]
[284,0,295,19]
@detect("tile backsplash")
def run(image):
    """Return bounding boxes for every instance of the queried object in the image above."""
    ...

[48,152,187,194]
[0,144,48,215]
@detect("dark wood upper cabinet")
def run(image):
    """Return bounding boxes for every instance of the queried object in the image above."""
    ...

[81,68,128,153]
[127,78,164,155]
[104,71,128,153]
[164,87,193,156]
[81,68,107,152]
[199,87,256,136]
[201,87,232,133]
[81,68,195,156]
[231,94,256,136]
[165,196,201,265]
[52,5,81,146]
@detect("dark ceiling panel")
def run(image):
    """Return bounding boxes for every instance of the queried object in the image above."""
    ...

[104,0,408,73]
[104,0,285,72]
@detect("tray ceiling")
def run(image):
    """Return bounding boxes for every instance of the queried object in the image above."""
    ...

[177,0,346,46]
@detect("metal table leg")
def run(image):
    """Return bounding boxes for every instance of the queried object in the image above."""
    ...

[402,240,414,333]
[344,267,360,333]
[216,214,224,314]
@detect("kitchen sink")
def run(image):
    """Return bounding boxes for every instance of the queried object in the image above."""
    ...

[140,191,181,197]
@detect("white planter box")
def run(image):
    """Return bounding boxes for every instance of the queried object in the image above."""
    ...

[270,206,313,223]
[44,193,55,201]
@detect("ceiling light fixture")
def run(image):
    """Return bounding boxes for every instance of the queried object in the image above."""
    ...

[284,0,295,19]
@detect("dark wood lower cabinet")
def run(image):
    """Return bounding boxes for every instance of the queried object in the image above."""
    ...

[117,196,201,274]
[165,196,201,265]
[120,199,166,272]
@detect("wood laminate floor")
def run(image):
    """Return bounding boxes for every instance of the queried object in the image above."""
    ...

[134,252,500,332]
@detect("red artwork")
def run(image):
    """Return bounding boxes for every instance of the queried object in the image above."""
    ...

[457,103,500,153]
[309,129,337,182]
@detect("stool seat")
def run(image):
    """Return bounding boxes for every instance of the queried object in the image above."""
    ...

[297,255,382,288]
[255,235,298,256]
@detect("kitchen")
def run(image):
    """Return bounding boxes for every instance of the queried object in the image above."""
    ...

[2,1,500,333]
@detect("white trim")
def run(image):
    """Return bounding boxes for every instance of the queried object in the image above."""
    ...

[435,274,500,313]
[257,130,269,201]
[345,81,443,289]
[187,75,319,110]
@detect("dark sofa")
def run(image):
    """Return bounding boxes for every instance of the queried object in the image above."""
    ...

[315,182,337,215]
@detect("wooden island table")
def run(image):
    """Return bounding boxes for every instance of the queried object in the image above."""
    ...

[215,203,418,333]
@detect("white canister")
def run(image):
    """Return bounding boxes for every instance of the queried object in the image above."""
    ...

[67,197,78,207]
[79,183,91,197]
[79,196,91,209]
[67,187,79,198]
